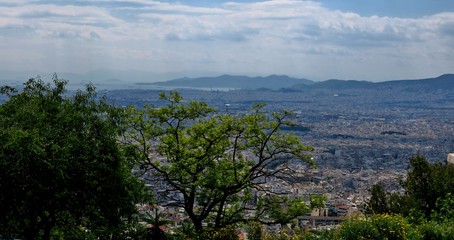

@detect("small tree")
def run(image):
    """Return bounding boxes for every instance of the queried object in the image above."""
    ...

[0,76,148,239]
[125,92,314,234]
[364,184,402,215]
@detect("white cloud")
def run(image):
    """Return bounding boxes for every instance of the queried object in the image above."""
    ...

[0,0,453,80]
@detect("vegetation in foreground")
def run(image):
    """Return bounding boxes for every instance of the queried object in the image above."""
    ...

[0,77,150,239]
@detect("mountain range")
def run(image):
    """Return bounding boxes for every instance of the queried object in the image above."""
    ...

[292,74,454,91]
[143,74,314,90]
[1,69,453,92]
[146,74,454,92]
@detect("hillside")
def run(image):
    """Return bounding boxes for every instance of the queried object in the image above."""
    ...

[291,74,454,92]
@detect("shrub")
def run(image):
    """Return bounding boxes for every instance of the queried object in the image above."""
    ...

[418,221,454,240]
[372,214,420,240]
[339,217,378,240]
[339,214,421,240]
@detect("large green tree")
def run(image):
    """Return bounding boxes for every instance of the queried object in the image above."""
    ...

[124,92,314,234]
[0,76,148,239]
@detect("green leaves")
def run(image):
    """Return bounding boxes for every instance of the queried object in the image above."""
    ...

[127,92,314,233]
[366,155,454,224]
[257,195,310,225]
[339,214,421,240]
[0,77,148,239]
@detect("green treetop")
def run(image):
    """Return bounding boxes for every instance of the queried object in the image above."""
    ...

[0,76,148,239]
[124,92,315,234]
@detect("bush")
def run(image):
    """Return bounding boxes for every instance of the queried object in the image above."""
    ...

[339,217,378,240]
[339,214,421,240]
[418,221,454,240]
[372,214,421,240]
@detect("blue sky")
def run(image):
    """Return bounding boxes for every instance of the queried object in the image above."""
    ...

[187,0,454,18]
[315,0,454,18]
[0,0,453,81]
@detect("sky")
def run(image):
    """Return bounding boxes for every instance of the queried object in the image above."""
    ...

[0,0,453,81]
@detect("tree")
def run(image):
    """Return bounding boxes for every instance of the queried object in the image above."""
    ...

[124,92,314,234]
[365,155,454,221]
[365,184,389,214]
[401,155,454,219]
[0,76,148,239]
[364,184,403,215]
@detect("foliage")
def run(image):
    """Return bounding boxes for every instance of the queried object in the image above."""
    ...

[417,221,454,240]
[365,184,388,214]
[430,193,454,223]
[364,184,402,215]
[124,92,314,233]
[205,226,240,240]
[244,221,263,240]
[256,196,309,225]
[238,215,454,240]
[365,155,454,221]
[309,194,327,209]
[403,155,454,218]
[338,214,421,240]
[138,205,173,240]
[0,76,149,239]
[404,155,435,217]
[243,214,453,240]
[168,221,198,240]
[338,217,378,240]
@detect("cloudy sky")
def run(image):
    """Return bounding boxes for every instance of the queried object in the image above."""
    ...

[1,0,453,81]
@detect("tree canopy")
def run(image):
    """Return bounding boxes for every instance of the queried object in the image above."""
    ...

[124,92,314,234]
[0,76,148,239]
[365,155,454,222]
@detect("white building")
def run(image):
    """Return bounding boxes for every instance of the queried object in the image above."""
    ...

[448,153,454,165]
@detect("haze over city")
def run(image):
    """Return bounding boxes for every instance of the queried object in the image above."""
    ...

[1,0,453,82]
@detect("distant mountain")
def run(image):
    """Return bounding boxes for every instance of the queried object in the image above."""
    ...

[291,74,454,92]
[145,74,314,90]
[376,74,454,91]
[3,69,453,93]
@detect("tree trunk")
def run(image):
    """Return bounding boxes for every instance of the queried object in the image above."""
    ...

[215,199,225,229]
[42,220,54,240]
[23,216,38,240]
[193,219,204,234]
[23,227,37,240]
